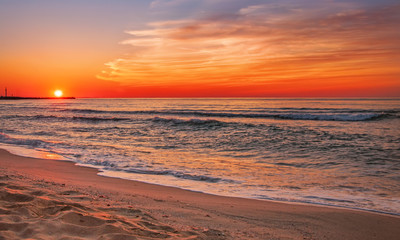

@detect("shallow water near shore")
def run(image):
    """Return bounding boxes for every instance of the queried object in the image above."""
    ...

[1,98,399,214]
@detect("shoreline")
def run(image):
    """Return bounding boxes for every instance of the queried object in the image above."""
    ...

[97,166,400,218]
[3,143,398,217]
[1,148,400,239]
[2,143,398,217]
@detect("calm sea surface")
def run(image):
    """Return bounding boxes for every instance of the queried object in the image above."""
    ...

[0,98,399,214]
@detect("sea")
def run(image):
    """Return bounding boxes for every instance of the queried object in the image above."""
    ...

[0,98,399,215]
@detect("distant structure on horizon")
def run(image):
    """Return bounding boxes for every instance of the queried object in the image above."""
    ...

[0,87,7,97]
[1,87,14,97]
[0,87,75,100]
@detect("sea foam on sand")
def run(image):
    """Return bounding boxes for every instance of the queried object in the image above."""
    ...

[1,149,399,240]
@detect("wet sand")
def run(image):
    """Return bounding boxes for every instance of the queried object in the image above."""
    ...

[0,149,399,239]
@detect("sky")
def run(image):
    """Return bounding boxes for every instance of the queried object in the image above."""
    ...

[0,0,399,97]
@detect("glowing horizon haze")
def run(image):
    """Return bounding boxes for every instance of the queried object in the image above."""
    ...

[0,0,399,97]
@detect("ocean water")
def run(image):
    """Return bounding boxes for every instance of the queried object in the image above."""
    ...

[0,98,399,215]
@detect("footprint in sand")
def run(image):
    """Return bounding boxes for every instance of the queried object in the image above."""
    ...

[59,190,82,196]
[4,185,27,190]
[138,220,176,233]
[29,190,48,196]
[60,212,106,227]
[0,191,34,202]
[59,190,93,201]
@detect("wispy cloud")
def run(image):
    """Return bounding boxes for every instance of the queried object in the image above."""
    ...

[98,1,400,94]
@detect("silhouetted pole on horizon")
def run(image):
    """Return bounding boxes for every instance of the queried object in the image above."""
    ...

[1,87,75,99]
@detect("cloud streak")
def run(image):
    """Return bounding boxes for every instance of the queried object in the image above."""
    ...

[98,1,400,95]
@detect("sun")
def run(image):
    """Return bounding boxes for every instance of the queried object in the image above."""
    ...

[54,90,63,97]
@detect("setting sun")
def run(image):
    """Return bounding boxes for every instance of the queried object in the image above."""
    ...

[54,90,63,97]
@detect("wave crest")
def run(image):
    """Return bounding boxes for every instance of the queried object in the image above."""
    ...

[124,168,225,183]
[59,108,392,121]
[152,117,226,125]
[0,132,47,148]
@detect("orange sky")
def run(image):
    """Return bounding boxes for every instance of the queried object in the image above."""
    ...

[0,0,399,97]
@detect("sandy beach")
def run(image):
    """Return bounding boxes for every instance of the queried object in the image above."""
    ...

[0,148,399,239]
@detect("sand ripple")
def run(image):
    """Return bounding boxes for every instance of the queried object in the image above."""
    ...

[0,173,226,240]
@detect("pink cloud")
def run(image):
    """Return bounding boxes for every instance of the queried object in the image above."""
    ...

[98,2,400,92]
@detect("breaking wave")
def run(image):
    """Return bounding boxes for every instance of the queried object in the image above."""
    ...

[2,115,131,122]
[123,168,227,183]
[0,133,48,148]
[59,108,392,121]
[274,113,385,121]
[152,117,226,125]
